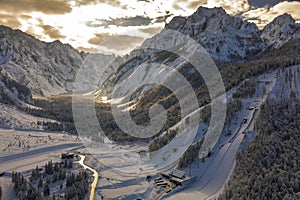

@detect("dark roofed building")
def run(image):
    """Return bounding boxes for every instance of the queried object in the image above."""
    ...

[169,169,185,179]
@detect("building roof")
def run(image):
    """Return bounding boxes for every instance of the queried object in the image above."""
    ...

[170,169,185,179]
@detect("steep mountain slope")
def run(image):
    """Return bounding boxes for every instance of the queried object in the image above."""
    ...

[0,25,118,102]
[261,13,300,48]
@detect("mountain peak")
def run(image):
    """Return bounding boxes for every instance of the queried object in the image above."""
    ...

[163,6,263,61]
[271,13,295,25]
[194,6,227,16]
[261,13,300,48]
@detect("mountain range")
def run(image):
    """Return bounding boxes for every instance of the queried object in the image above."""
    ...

[0,6,299,106]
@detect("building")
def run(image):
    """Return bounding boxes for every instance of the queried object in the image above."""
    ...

[61,153,74,159]
[169,169,186,179]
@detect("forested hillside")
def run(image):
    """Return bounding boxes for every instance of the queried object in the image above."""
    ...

[219,98,300,199]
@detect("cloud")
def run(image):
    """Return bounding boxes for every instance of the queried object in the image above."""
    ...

[0,0,72,15]
[92,16,153,28]
[76,0,121,7]
[88,33,145,50]
[243,1,300,28]
[139,27,163,35]
[137,0,152,2]
[102,35,144,50]
[88,33,111,45]
[39,24,66,40]
[25,26,42,39]
[77,46,99,53]
[205,0,251,14]
[172,3,182,10]
[248,0,282,8]
[187,0,208,9]
[0,13,22,28]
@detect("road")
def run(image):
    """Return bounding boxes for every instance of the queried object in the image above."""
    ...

[77,155,99,200]
[0,143,82,172]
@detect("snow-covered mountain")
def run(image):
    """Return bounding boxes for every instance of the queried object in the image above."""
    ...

[144,7,300,62]
[0,25,119,104]
[0,7,299,105]
[99,7,300,98]
[148,7,264,62]
[261,13,300,48]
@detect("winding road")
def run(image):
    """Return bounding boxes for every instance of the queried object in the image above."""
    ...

[77,155,99,200]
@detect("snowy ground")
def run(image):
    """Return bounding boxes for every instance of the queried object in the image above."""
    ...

[1,66,299,200]
[0,128,80,156]
[73,68,280,200]
[0,176,15,200]
[0,102,59,130]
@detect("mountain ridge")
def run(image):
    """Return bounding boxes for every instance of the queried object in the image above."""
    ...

[0,6,299,105]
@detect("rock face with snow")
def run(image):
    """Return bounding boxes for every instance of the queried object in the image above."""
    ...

[261,14,300,48]
[0,25,118,102]
[145,7,300,62]
[164,7,265,62]
[100,7,300,97]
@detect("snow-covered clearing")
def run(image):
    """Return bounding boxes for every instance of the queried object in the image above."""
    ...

[0,102,60,130]
[0,127,80,157]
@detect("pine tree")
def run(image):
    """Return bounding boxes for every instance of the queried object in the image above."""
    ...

[43,183,50,196]
[38,177,43,188]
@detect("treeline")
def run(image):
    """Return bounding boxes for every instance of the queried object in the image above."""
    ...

[12,158,89,200]
[148,129,177,152]
[0,71,32,105]
[64,171,89,200]
[232,78,257,99]
[219,98,300,199]
[12,171,42,200]
[226,99,242,125]
[19,96,78,134]
[178,138,204,169]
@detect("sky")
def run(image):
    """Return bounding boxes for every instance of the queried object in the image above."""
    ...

[0,0,299,55]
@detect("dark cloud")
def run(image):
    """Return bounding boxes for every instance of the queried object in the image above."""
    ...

[248,0,282,8]
[88,33,144,50]
[0,13,22,28]
[139,27,163,35]
[92,16,153,28]
[154,14,173,23]
[39,24,66,40]
[0,0,72,15]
